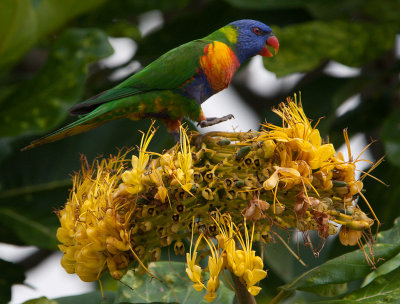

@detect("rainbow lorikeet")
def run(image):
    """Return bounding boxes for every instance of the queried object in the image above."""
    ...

[22,19,278,150]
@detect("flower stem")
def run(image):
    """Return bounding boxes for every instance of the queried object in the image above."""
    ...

[230,272,256,304]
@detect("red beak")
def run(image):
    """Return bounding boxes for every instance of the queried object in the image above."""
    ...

[259,35,279,57]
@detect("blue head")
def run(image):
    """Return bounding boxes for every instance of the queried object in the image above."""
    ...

[228,19,279,64]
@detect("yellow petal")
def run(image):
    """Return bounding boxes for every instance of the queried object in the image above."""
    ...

[131,155,139,168]
[204,292,217,302]
[309,129,322,147]
[249,269,267,285]
[193,282,204,292]
[248,285,262,296]
[263,170,279,190]
[182,183,193,193]
[252,256,264,270]
[278,167,300,177]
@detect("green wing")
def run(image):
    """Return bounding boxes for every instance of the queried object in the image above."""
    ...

[70,39,208,115]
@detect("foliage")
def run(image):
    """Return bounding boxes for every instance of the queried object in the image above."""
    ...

[1,0,399,303]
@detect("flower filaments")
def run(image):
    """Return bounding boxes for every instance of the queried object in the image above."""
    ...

[186,219,205,292]
[120,122,156,195]
[185,214,266,302]
[57,97,379,301]
[57,152,131,282]
[202,236,224,302]
[232,220,267,296]
[174,125,194,193]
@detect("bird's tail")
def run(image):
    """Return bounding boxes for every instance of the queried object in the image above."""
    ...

[21,107,111,151]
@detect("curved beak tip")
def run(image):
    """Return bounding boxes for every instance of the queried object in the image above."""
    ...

[267,35,279,55]
[259,35,279,57]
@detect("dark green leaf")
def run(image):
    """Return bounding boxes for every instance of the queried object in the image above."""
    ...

[56,291,116,304]
[280,243,400,293]
[23,297,58,304]
[0,28,113,137]
[0,0,106,70]
[361,162,400,231]
[280,217,400,302]
[224,0,305,10]
[264,21,395,77]
[224,0,400,23]
[362,252,400,287]
[381,107,400,167]
[23,292,116,304]
[315,268,400,303]
[263,228,341,284]
[376,217,400,245]
[0,259,25,303]
[117,261,235,304]
[0,207,60,248]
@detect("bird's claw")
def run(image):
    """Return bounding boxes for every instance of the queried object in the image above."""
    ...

[198,114,234,128]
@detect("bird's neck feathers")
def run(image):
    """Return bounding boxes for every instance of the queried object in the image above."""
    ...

[204,26,237,49]
[205,25,255,64]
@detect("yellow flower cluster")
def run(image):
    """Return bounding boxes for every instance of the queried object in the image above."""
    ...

[57,154,131,282]
[186,214,267,302]
[56,97,377,300]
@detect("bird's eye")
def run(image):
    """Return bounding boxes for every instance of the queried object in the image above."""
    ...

[252,27,262,35]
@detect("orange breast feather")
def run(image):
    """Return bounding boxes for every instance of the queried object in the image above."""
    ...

[199,41,240,92]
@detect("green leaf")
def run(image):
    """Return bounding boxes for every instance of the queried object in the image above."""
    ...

[264,21,395,77]
[315,268,400,303]
[362,252,400,287]
[361,162,400,231]
[224,0,400,23]
[117,261,235,304]
[377,217,400,244]
[23,297,58,304]
[279,217,400,302]
[0,259,25,303]
[0,207,60,248]
[224,0,305,10]
[0,0,106,70]
[0,28,113,137]
[56,291,116,304]
[280,243,400,293]
[23,292,116,304]
[381,107,400,167]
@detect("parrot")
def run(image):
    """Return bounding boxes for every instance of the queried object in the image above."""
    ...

[22,19,279,151]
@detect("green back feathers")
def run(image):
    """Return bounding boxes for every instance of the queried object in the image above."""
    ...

[70,40,208,115]
[70,25,238,116]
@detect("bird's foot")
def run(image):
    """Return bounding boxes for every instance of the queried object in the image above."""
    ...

[198,114,234,128]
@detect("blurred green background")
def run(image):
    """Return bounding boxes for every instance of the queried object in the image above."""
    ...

[1,0,400,303]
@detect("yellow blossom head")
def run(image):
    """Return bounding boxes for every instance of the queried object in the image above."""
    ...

[56,97,379,302]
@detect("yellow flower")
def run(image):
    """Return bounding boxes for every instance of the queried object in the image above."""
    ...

[211,213,267,297]
[339,226,362,246]
[56,95,378,292]
[212,214,236,268]
[203,237,224,302]
[260,98,336,171]
[149,160,169,204]
[121,122,156,195]
[57,153,131,282]
[176,125,194,193]
[186,221,205,292]
[230,221,267,295]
